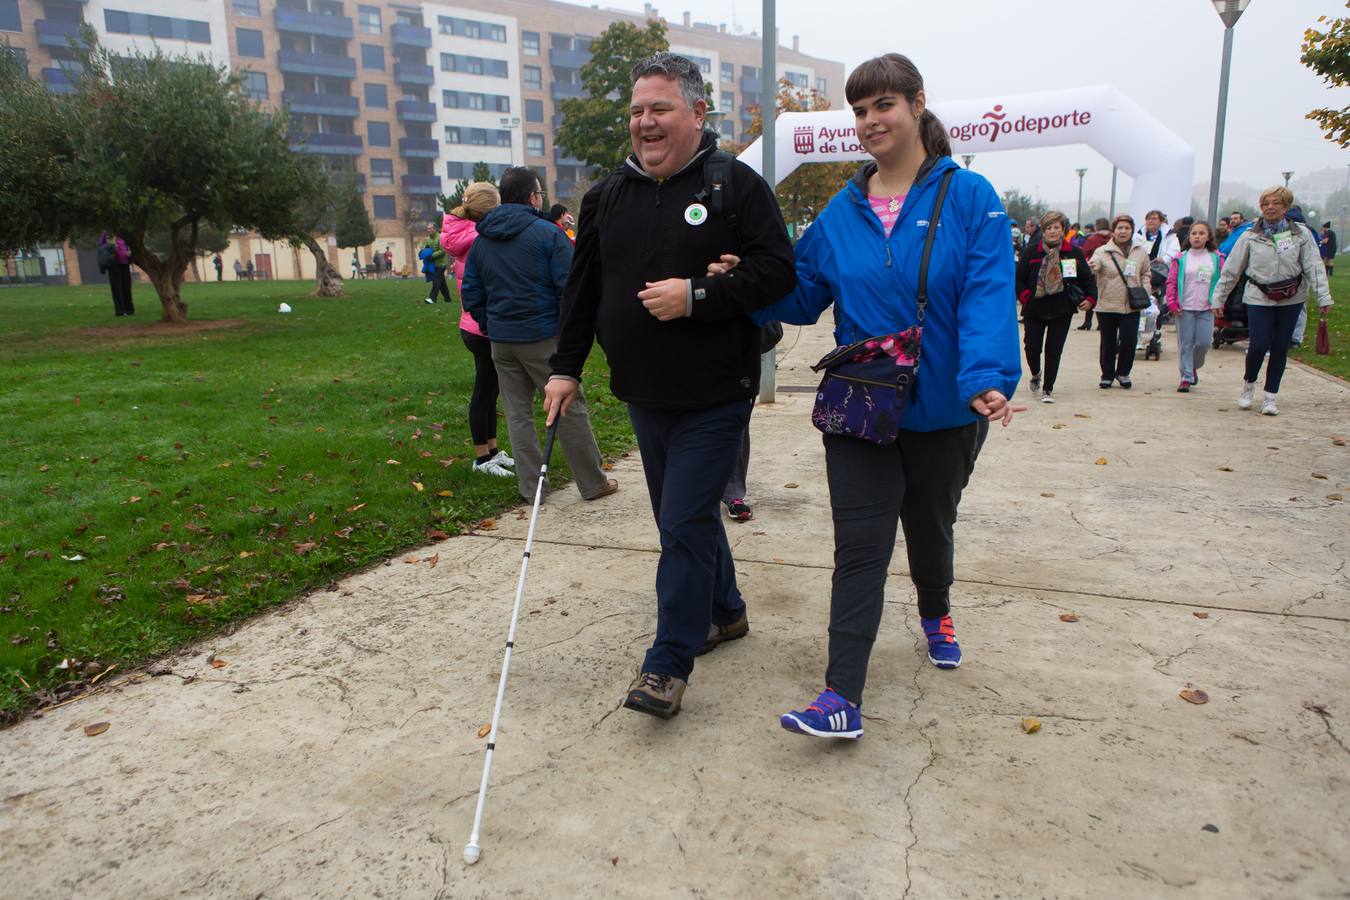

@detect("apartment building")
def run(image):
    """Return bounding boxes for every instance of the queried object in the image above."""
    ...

[2,0,844,285]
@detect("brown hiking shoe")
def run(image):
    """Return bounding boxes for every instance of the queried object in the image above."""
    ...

[623,671,686,718]
[696,611,749,657]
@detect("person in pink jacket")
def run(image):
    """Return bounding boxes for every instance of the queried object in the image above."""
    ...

[441,182,514,477]
[1164,221,1224,393]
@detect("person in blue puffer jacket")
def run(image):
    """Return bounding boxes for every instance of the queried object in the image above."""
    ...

[728,53,1022,740]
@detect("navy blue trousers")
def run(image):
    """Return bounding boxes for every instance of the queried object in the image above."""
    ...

[627,398,753,681]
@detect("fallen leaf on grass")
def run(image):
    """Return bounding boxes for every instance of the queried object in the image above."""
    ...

[84,722,110,737]
[38,464,49,473]
[1058,613,1079,623]
[1094,458,1108,466]
[347,502,367,512]
[218,462,232,469]
[476,723,491,738]
[385,459,401,466]
[412,482,424,492]
[292,541,318,554]
[1179,688,1209,705]
[1020,717,1041,734]
[428,529,450,540]
[784,482,799,488]
[333,527,353,539]
[438,458,457,468]
[436,490,453,498]
[128,496,142,504]
[186,593,228,606]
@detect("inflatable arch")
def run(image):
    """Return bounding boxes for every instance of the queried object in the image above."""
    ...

[736,85,1194,227]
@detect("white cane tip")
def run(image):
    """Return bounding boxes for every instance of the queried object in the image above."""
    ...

[463,844,481,865]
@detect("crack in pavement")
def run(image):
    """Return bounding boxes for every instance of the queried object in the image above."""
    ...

[899,618,937,900]
[1305,705,1349,757]
[514,611,645,656]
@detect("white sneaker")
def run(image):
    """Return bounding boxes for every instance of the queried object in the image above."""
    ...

[1261,392,1278,416]
[489,449,515,467]
[1040,391,1055,403]
[472,458,513,477]
[1237,382,1256,410]
[424,298,435,304]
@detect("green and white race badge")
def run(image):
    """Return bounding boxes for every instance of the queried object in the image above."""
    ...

[1274,230,1294,253]
[684,203,708,226]
[1060,259,1078,278]
[1124,260,1138,278]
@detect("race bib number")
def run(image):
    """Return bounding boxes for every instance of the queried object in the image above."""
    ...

[1060,259,1078,278]
[1124,261,1138,278]
[1197,267,1212,284]
[1274,231,1294,253]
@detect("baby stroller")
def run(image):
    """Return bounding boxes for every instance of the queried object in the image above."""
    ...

[1213,279,1250,348]
[1137,260,1169,360]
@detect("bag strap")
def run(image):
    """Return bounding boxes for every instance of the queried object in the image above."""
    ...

[915,167,956,323]
[1108,250,1136,287]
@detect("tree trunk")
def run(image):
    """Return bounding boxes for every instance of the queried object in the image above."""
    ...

[302,236,343,297]
[126,234,189,322]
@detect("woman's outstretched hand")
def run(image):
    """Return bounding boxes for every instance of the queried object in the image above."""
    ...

[971,390,1026,427]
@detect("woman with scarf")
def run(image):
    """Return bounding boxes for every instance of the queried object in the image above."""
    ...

[1088,215,1152,389]
[1016,210,1095,403]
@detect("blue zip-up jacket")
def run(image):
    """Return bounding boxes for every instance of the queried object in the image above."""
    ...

[754,156,1020,432]
[461,203,573,343]
[1219,220,1253,257]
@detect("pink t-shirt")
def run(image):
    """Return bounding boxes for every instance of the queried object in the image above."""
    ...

[1180,249,1217,312]
[868,194,906,237]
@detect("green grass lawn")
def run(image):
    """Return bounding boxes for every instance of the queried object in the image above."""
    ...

[1290,260,1350,381]
[0,278,633,720]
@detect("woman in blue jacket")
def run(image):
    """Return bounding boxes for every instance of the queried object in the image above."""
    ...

[736,54,1022,739]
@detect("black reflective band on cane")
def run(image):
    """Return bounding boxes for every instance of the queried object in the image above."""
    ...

[522,551,530,558]
[506,641,514,648]
[487,742,495,750]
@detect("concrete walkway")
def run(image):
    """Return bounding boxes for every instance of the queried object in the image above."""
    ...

[3,321,1348,898]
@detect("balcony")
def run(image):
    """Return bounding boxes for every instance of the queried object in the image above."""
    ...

[277,49,356,79]
[390,23,432,49]
[548,47,590,69]
[402,174,442,194]
[282,91,359,117]
[550,81,585,101]
[36,19,89,50]
[393,62,435,86]
[273,8,354,40]
[395,99,437,123]
[289,131,363,155]
[554,147,583,167]
[42,67,78,94]
[398,137,440,158]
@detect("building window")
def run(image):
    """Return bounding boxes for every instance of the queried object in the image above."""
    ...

[231,0,259,16]
[364,83,387,109]
[358,5,380,35]
[436,17,507,42]
[467,93,485,110]
[241,71,267,99]
[524,99,543,123]
[444,126,460,143]
[815,78,827,94]
[526,133,544,156]
[687,55,712,76]
[0,0,20,31]
[494,130,511,147]
[523,65,541,88]
[360,44,384,71]
[367,121,390,147]
[236,28,264,58]
[440,53,507,77]
[494,95,510,112]
[1,45,26,68]
[104,9,211,43]
[522,31,540,54]
[720,91,734,111]
[785,71,808,88]
[373,196,396,219]
[446,161,464,179]
[742,64,759,80]
[469,128,487,146]
[720,61,733,84]
[441,90,458,108]
[369,159,394,185]
[720,121,734,140]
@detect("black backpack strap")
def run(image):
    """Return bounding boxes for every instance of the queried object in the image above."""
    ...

[915,168,956,323]
[694,149,739,239]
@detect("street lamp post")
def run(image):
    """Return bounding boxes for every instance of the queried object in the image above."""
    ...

[1282,170,1294,189]
[961,154,975,169]
[1207,0,1253,225]
[759,0,777,404]
[1075,168,1087,225]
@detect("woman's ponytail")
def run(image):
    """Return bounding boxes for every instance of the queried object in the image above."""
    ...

[919,109,952,159]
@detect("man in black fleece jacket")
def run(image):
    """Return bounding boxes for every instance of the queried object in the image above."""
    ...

[544,52,795,719]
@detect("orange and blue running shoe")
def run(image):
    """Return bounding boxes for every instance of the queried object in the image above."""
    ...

[921,615,962,668]
[779,688,862,739]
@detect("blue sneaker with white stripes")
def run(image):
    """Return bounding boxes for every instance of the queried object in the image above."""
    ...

[779,688,862,739]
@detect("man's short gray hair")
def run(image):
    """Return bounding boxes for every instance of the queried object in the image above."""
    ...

[631,52,706,109]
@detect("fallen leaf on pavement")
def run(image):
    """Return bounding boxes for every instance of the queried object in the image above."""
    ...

[752,530,766,536]
[84,722,110,737]
[1058,613,1079,623]
[426,553,439,568]
[1051,423,1066,430]
[1193,611,1209,619]
[476,723,491,738]
[1095,458,1108,466]
[1073,413,1092,419]
[474,518,497,530]
[611,857,620,867]
[210,658,228,669]
[1041,491,1055,497]
[347,502,367,512]
[1329,494,1344,502]
[1311,472,1328,479]
[784,483,799,489]
[1180,688,1209,705]
[1217,466,1233,472]
[602,462,615,471]
[403,556,421,564]
[1332,435,1346,446]
[1302,701,1328,715]
[1020,717,1041,734]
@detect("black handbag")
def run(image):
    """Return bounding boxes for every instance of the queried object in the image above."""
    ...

[1109,253,1152,311]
